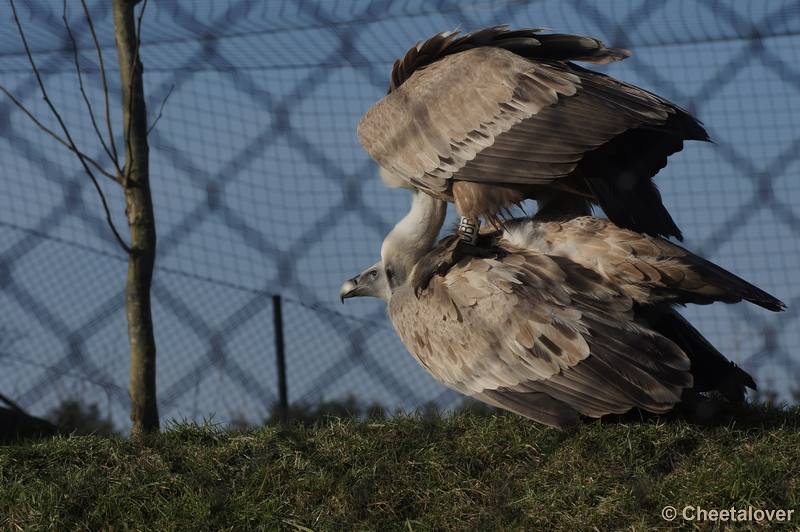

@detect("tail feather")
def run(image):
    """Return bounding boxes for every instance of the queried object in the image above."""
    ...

[676,251,786,312]
[638,305,756,402]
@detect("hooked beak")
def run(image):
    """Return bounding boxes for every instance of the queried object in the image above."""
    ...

[339,276,360,303]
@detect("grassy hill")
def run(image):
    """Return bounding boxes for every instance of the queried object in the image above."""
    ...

[1,403,798,531]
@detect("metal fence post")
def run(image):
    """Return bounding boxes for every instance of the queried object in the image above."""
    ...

[273,294,288,425]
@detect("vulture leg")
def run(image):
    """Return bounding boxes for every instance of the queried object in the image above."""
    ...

[458,216,480,245]
[411,228,506,298]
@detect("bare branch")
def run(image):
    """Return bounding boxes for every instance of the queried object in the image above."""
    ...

[7,0,131,254]
[63,0,120,177]
[88,171,133,254]
[79,0,121,176]
[147,84,174,136]
[0,85,118,181]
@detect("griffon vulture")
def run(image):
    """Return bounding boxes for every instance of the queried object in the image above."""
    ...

[340,191,784,430]
[358,26,709,288]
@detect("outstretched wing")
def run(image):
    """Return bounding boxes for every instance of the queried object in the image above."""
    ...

[360,46,680,192]
[358,27,708,239]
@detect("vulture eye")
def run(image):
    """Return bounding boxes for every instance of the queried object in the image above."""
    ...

[369,269,378,279]
[385,266,395,279]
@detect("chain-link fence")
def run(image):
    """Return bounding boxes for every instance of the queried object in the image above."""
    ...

[1,0,798,432]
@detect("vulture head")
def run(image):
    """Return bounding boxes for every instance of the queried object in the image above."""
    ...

[340,261,389,303]
[341,188,447,303]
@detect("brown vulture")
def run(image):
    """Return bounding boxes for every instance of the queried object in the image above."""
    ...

[340,191,784,430]
[357,26,710,289]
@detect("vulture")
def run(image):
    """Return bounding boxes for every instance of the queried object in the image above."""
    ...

[358,26,710,290]
[340,190,785,430]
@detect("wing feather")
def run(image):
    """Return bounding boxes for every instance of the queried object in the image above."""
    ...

[361,26,709,239]
[503,216,786,311]
[359,45,693,194]
[388,245,695,430]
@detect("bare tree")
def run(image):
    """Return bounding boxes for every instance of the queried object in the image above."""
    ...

[1,0,167,434]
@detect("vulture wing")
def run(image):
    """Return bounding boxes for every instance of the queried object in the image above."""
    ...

[389,247,693,430]
[358,26,709,239]
[503,216,786,311]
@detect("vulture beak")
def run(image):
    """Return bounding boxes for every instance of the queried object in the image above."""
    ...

[339,262,389,303]
[339,276,359,303]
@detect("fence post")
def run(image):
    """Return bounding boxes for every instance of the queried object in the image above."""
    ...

[272,294,288,425]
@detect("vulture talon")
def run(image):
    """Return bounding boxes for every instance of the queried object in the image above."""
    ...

[411,237,506,298]
[411,241,458,299]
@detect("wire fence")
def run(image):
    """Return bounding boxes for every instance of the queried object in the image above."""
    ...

[0,0,798,432]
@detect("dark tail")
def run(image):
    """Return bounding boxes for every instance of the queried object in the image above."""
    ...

[637,305,755,402]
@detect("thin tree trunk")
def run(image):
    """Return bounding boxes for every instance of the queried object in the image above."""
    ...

[112,0,158,435]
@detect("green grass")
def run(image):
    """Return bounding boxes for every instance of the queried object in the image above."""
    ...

[1,403,798,531]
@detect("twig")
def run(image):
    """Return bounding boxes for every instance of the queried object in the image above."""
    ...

[0,86,118,180]
[64,0,122,181]
[147,84,174,135]
[79,0,121,178]
[8,0,132,254]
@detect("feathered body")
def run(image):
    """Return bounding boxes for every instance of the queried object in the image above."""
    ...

[341,194,784,430]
